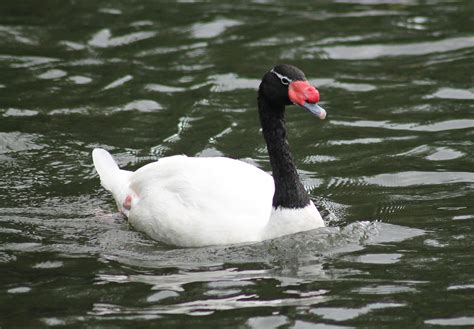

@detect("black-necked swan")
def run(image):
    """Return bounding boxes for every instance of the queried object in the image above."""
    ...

[92,64,327,247]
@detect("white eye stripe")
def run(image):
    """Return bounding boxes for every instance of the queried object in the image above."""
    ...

[271,68,293,85]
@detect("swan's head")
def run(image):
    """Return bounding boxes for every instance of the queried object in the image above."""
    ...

[259,64,326,120]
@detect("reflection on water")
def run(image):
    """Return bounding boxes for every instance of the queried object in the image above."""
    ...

[316,36,474,60]
[1,0,473,327]
[332,119,474,132]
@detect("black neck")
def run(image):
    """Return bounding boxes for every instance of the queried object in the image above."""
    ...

[257,94,310,209]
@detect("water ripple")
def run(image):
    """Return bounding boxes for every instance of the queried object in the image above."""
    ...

[319,36,474,60]
[0,25,38,45]
[363,171,474,187]
[425,317,474,326]
[102,75,133,91]
[190,19,240,39]
[0,132,43,153]
[37,69,67,80]
[313,78,377,92]
[312,302,404,322]
[394,145,465,161]
[97,268,270,292]
[332,119,474,132]
[210,73,258,92]
[91,292,328,317]
[0,55,59,68]
[88,29,157,48]
[145,84,186,93]
[430,87,474,100]
[122,100,162,112]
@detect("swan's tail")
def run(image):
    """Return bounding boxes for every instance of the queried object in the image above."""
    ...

[92,148,133,215]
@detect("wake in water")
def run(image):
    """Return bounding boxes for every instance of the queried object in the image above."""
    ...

[0,194,424,271]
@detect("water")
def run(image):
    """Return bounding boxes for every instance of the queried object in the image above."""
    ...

[1,0,473,327]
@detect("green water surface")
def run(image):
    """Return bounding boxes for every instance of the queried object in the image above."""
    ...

[1,0,473,328]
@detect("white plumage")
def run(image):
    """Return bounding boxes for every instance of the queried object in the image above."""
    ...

[92,148,324,247]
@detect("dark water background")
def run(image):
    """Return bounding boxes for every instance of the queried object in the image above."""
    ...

[1,0,473,327]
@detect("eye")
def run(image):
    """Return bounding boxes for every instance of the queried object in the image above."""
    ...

[270,68,292,86]
[281,77,291,85]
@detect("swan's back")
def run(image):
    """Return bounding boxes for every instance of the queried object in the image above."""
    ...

[127,156,275,246]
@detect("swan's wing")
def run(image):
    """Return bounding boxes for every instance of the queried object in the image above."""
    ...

[128,156,275,246]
